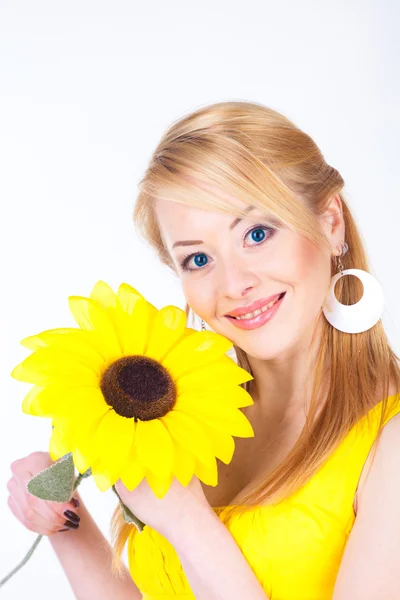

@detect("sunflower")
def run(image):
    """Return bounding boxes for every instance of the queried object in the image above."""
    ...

[11,281,255,498]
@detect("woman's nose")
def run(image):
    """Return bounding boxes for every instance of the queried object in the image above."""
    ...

[217,261,259,299]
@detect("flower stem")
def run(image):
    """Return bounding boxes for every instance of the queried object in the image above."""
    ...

[0,468,90,588]
[0,534,43,587]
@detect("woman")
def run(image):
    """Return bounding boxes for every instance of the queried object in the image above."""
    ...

[7,101,400,599]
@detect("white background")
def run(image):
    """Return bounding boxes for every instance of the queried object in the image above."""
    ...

[0,1,399,597]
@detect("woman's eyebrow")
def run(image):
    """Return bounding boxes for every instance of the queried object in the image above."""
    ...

[171,205,256,249]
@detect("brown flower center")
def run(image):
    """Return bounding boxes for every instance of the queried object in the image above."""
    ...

[100,356,177,421]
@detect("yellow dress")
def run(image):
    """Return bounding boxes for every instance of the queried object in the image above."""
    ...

[127,392,400,600]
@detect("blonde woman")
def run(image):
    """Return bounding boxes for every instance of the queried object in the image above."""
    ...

[7,101,400,599]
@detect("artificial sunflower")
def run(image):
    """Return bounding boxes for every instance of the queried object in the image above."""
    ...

[11,281,255,499]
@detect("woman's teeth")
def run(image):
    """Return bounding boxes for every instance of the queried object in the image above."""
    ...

[231,295,282,320]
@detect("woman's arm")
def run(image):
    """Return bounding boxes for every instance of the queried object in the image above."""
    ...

[167,502,269,600]
[49,491,142,600]
[332,412,400,599]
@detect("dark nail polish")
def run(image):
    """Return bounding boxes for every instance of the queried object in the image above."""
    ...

[71,497,80,508]
[63,519,79,529]
[64,510,80,523]
[58,528,70,532]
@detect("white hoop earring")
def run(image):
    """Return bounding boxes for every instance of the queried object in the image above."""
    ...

[322,242,385,333]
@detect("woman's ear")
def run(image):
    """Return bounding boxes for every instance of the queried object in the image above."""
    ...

[320,193,345,251]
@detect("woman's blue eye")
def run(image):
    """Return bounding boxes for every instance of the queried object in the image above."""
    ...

[179,224,274,272]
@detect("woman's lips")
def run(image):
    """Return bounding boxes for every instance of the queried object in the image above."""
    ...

[225,292,286,330]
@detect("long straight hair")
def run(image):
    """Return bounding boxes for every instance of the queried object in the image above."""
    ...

[109,101,400,575]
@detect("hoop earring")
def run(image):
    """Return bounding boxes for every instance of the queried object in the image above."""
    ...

[322,241,385,333]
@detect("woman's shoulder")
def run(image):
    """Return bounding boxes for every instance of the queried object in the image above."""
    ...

[375,376,400,417]
[380,380,400,425]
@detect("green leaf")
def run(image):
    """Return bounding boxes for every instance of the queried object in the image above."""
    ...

[27,453,75,503]
[111,485,145,532]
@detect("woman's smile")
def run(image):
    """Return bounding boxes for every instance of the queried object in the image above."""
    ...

[224,291,286,330]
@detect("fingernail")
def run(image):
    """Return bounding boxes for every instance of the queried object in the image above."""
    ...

[63,510,80,524]
[71,497,80,508]
[63,519,79,530]
[58,528,70,532]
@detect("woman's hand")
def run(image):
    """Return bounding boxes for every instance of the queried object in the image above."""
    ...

[7,451,81,536]
[114,473,213,539]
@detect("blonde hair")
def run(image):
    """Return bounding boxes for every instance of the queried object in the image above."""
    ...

[109,101,400,575]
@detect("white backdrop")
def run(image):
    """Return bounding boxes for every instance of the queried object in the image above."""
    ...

[0,1,399,597]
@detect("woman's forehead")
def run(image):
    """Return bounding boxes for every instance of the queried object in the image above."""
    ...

[154,196,281,239]
[154,199,238,245]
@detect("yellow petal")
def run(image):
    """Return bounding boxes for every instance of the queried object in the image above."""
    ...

[108,306,146,355]
[20,329,106,370]
[89,410,135,485]
[114,299,155,356]
[175,355,253,394]
[161,330,233,380]
[67,406,113,471]
[117,283,146,313]
[138,301,159,355]
[171,435,196,487]
[68,296,121,359]
[120,433,147,491]
[145,470,174,500]
[21,328,79,350]
[178,327,198,342]
[175,385,254,416]
[92,471,113,492]
[228,385,255,408]
[194,455,218,486]
[11,347,100,385]
[90,281,133,355]
[51,414,70,430]
[72,447,92,474]
[90,280,118,310]
[34,385,109,422]
[55,403,108,473]
[49,424,72,461]
[120,461,146,492]
[135,419,175,479]
[176,407,235,464]
[173,391,241,463]
[145,306,187,363]
[117,283,160,352]
[22,385,47,416]
[187,405,255,438]
[161,410,214,468]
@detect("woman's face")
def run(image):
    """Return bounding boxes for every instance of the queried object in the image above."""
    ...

[154,187,343,362]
